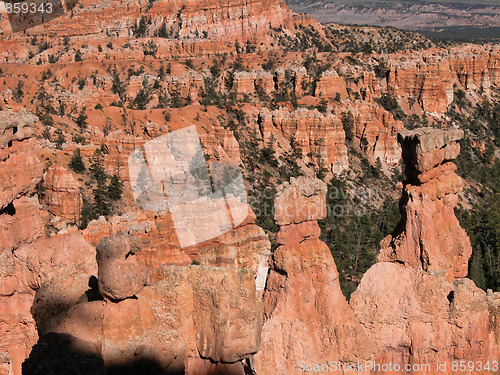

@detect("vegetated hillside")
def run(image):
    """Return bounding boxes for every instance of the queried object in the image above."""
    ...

[1,1,500,373]
[452,87,500,292]
[286,0,500,41]
[0,2,498,297]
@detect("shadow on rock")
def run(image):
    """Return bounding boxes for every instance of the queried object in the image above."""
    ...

[22,332,184,375]
[22,333,106,375]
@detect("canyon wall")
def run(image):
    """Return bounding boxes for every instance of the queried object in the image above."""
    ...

[0,110,97,374]
[258,108,349,174]
[351,127,499,372]
[1,0,294,52]
[386,46,500,115]
[0,0,499,373]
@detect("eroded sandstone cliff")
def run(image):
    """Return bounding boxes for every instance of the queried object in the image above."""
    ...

[0,0,499,373]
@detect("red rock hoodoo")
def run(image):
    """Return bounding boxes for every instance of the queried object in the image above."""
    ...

[350,127,499,373]
[378,127,472,280]
[255,176,375,374]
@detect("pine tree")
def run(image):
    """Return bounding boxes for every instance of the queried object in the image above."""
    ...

[107,174,123,201]
[93,181,110,217]
[469,249,486,290]
[54,129,65,150]
[69,148,86,173]
[89,150,107,183]
[79,194,96,230]
[76,107,88,132]
[342,111,355,141]
[89,150,110,217]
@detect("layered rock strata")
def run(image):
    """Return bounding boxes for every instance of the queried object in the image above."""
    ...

[0,110,97,374]
[386,46,500,114]
[258,108,349,174]
[255,176,374,374]
[42,167,82,224]
[350,127,500,371]
[378,127,472,280]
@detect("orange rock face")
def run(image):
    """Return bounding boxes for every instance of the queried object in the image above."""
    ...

[1,0,500,372]
[5,0,293,56]
[232,70,275,99]
[351,263,499,372]
[42,167,82,224]
[96,232,150,301]
[82,208,271,288]
[379,128,472,280]
[36,265,262,374]
[315,69,348,99]
[386,46,500,114]
[259,108,349,174]
[0,110,45,374]
[348,126,499,372]
[0,110,43,211]
[274,176,327,225]
[0,110,97,374]
[347,101,404,164]
[255,177,374,374]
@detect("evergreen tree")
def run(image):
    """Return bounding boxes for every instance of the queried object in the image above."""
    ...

[42,126,51,140]
[69,148,85,173]
[93,181,110,217]
[469,249,486,291]
[76,107,88,131]
[89,150,107,183]
[54,129,65,150]
[79,194,96,229]
[89,150,110,217]
[74,49,82,62]
[107,174,123,201]
[341,111,355,141]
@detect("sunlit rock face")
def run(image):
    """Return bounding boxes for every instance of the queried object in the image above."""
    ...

[378,127,472,280]
[259,108,349,174]
[350,127,500,372]
[387,46,500,115]
[255,176,375,375]
[35,265,262,375]
[0,110,44,374]
[42,167,82,223]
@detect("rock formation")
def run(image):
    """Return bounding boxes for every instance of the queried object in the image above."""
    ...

[0,110,97,374]
[258,108,349,174]
[96,232,150,301]
[0,110,43,210]
[386,46,500,115]
[1,0,500,372]
[42,167,82,224]
[255,176,374,374]
[232,70,275,99]
[82,207,271,287]
[5,0,294,56]
[351,263,500,371]
[350,126,500,371]
[315,69,348,99]
[0,110,45,374]
[347,101,404,164]
[33,263,262,374]
[378,127,472,280]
